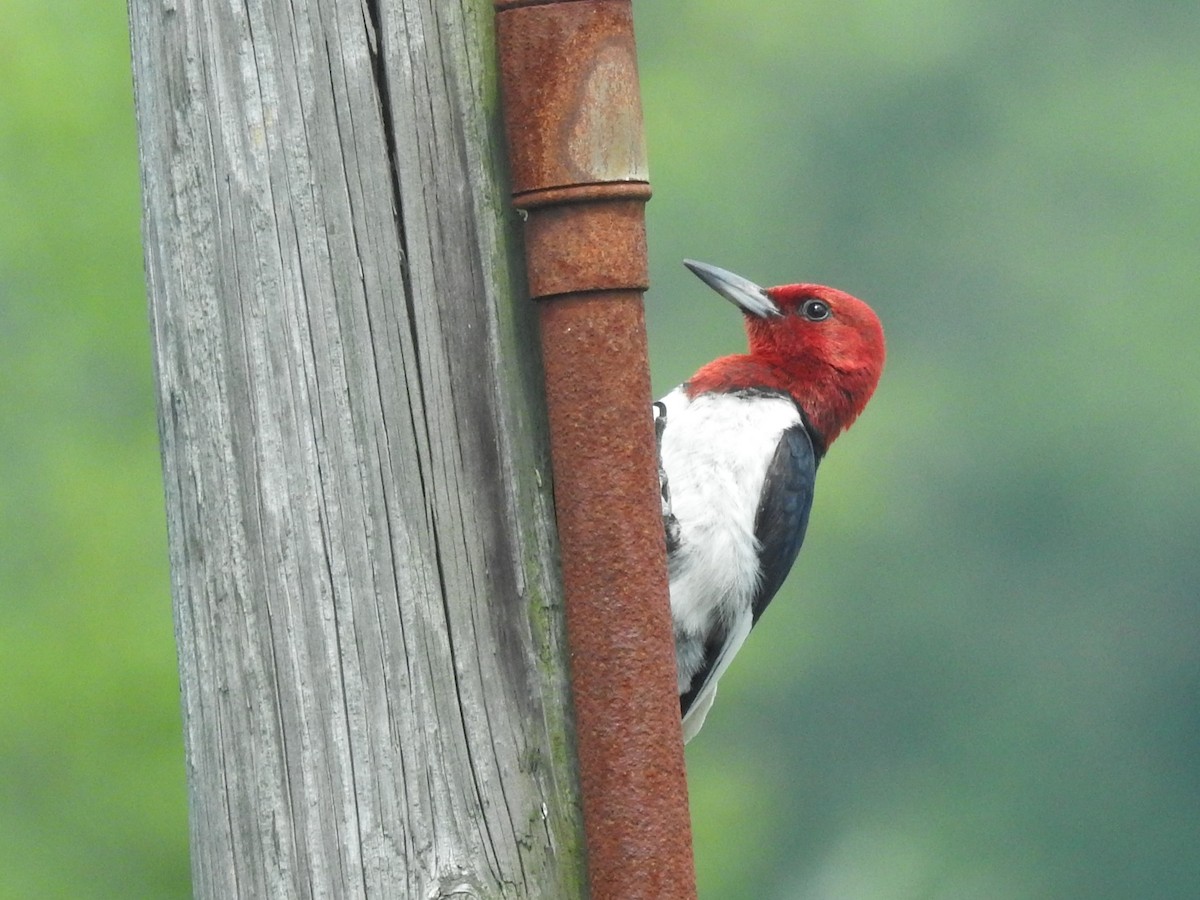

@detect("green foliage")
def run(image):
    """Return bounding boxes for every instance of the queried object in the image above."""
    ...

[2,0,1197,897]
[636,2,1200,897]
[1,2,190,898]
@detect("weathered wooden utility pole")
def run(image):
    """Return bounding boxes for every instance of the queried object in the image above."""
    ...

[129,0,587,895]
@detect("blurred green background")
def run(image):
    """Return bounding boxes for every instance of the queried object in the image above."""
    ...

[2,1,1197,897]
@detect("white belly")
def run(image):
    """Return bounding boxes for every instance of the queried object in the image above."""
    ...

[656,387,803,688]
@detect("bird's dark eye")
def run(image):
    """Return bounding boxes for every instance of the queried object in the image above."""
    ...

[801,299,831,321]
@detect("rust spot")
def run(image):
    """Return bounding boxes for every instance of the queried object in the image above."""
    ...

[522,198,649,300]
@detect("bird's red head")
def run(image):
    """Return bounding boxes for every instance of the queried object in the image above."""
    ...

[684,261,886,447]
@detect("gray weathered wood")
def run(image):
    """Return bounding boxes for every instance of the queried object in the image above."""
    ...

[129,0,586,896]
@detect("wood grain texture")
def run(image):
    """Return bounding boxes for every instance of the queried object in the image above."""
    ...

[129,0,586,895]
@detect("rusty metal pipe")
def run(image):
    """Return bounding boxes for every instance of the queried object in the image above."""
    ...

[494,2,698,897]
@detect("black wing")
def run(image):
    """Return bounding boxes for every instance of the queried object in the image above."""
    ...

[750,423,818,623]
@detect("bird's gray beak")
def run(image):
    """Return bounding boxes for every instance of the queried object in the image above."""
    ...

[683,259,781,319]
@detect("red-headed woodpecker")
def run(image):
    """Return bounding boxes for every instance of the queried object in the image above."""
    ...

[656,260,885,741]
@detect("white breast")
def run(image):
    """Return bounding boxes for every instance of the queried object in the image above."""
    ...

[656,387,803,688]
